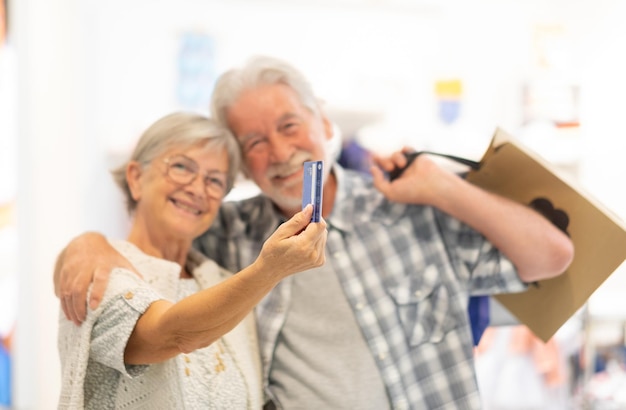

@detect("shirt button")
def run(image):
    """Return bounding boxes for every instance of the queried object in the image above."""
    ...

[355,302,364,310]
[124,291,134,299]
[378,351,387,360]
[394,402,408,410]
[332,251,345,259]
[414,290,422,298]
[414,324,425,341]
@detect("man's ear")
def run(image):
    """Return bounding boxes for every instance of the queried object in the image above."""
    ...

[126,161,143,201]
[321,114,333,142]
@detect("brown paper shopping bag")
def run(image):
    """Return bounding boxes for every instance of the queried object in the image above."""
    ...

[466,128,626,342]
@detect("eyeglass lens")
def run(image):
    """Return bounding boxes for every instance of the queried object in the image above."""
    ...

[165,155,227,197]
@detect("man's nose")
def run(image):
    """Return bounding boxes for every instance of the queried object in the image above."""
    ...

[268,135,293,163]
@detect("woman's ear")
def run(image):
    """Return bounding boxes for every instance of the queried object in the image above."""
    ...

[126,161,143,202]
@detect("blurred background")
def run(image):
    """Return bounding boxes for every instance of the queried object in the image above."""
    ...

[1,0,626,408]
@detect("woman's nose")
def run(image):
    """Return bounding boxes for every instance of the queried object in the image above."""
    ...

[186,173,207,197]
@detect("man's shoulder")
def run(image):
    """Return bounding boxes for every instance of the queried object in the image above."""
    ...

[201,194,279,240]
[194,194,278,267]
[218,194,277,225]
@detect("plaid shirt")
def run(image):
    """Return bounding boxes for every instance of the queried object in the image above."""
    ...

[195,165,526,410]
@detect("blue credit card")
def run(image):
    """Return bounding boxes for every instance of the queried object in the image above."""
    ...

[302,160,324,222]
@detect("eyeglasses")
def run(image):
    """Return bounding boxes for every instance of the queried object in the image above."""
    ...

[163,155,228,199]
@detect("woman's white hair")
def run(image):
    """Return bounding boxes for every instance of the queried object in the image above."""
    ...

[111,112,241,214]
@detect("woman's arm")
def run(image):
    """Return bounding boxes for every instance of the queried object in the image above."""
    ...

[124,205,327,364]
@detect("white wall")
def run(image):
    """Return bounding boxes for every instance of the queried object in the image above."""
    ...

[13,1,89,408]
[578,0,626,319]
[10,0,626,408]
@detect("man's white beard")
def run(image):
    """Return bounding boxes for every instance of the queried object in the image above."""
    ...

[264,123,341,215]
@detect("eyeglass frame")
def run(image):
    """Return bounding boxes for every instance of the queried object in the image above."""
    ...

[161,154,229,199]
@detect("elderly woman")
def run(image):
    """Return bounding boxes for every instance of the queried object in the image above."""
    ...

[57,112,327,409]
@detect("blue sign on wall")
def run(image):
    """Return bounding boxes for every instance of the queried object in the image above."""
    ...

[176,31,217,112]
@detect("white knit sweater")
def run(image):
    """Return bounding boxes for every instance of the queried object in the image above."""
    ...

[57,241,263,409]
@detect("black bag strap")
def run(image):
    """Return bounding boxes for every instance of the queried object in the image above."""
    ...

[389,151,480,181]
